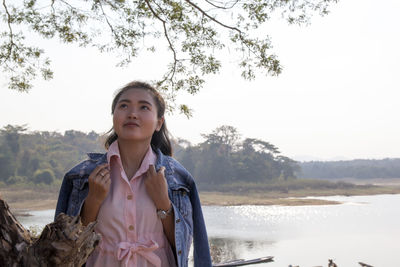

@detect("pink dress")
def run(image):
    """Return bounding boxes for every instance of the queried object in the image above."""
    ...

[86,141,177,267]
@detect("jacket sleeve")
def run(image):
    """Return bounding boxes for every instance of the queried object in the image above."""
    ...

[54,174,72,220]
[190,182,212,267]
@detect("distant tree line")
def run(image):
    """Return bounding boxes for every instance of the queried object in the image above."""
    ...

[0,125,104,186]
[299,159,400,179]
[173,125,300,190]
[0,124,299,188]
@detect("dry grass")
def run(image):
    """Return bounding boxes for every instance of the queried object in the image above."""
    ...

[200,185,400,206]
[199,192,341,206]
[0,186,59,211]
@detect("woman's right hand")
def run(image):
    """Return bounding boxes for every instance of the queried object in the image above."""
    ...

[87,163,111,204]
[81,163,111,226]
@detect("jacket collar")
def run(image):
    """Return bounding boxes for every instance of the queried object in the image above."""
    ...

[87,152,107,162]
[67,149,172,178]
[154,148,174,176]
[66,153,107,178]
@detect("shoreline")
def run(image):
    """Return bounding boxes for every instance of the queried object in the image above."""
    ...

[3,185,400,215]
[200,192,342,206]
[9,195,342,215]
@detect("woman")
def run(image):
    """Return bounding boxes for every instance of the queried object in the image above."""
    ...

[55,81,212,267]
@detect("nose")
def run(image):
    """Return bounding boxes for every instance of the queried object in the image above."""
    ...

[127,108,138,119]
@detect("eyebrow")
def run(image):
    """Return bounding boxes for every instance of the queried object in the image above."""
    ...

[118,99,153,106]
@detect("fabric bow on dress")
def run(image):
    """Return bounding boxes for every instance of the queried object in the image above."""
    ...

[115,240,161,267]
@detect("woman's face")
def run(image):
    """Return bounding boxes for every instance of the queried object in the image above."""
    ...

[113,88,164,143]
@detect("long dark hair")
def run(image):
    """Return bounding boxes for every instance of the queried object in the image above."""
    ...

[104,81,172,156]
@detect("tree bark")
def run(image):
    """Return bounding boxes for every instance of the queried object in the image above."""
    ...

[0,197,100,266]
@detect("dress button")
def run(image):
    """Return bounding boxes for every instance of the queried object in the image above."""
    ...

[127,195,133,200]
[128,225,134,231]
[176,218,181,223]
[178,250,182,255]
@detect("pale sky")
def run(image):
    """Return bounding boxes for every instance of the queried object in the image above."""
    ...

[1,0,399,161]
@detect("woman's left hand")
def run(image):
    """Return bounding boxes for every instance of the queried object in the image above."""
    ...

[144,165,171,210]
[144,165,176,249]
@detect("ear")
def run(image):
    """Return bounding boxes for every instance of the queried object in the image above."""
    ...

[155,116,165,132]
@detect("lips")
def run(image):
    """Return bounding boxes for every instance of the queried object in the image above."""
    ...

[123,121,139,127]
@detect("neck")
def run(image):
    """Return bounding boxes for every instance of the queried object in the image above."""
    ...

[117,139,151,179]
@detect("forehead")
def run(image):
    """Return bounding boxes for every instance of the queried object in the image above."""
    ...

[118,88,155,103]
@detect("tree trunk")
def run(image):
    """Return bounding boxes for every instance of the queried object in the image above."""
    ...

[0,197,100,266]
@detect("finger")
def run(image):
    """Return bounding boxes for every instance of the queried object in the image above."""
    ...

[99,172,110,182]
[148,164,156,175]
[99,164,110,174]
[91,163,109,179]
[89,165,103,180]
[92,172,107,185]
[94,163,109,174]
[100,169,110,177]
[92,174,102,184]
[158,166,166,175]
[99,167,110,178]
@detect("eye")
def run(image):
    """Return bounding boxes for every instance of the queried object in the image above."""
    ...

[119,103,128,108]
[141,105,150,110]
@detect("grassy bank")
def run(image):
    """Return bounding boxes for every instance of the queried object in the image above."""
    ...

[0,184,59,212]
[199,179,400,205]
[1,179,400,212]
[200,185,400,206]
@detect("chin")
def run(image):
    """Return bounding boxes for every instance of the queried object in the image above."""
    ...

[118,134,151,143]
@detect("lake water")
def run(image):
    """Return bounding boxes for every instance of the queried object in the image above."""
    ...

[17,194,400,266]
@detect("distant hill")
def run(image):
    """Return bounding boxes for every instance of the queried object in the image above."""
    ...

[293,155,350,162]
[298,158,400,179]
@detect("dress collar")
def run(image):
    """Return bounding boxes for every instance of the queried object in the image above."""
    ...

[107,140,157,180]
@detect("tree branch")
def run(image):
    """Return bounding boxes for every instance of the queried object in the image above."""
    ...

[51,0,56,13]
[183,0,264,63]
[102,0,121,10]
[0,197,100,266]
[2,0,15,60]
[204,0,240,10]
[183,0,242,35]
[144,0,177,83]
[58,0,87,14]
[98,1,118,41]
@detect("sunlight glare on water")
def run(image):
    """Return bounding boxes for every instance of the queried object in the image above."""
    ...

[204,194,400,266]
[17,195,400,266]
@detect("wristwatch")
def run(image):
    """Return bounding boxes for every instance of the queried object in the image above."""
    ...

[157,204,173,220]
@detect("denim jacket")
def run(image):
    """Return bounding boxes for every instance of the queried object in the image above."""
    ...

[55,149,212,267]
